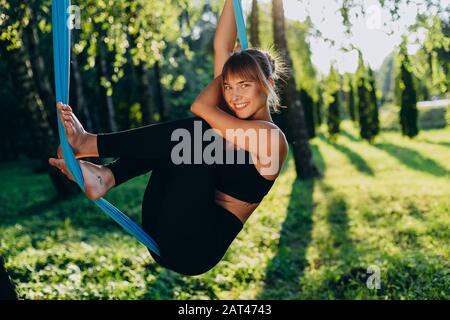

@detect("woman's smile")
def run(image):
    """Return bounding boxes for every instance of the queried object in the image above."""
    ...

[234,102,250,110]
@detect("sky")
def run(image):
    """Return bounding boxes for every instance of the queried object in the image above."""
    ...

[242,0,448,75]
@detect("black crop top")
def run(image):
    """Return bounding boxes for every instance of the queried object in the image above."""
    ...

[216,145,275,204]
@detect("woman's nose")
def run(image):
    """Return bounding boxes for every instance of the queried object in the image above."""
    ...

[231,89,242,101]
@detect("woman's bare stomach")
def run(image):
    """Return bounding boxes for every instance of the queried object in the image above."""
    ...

[214,190,259,224]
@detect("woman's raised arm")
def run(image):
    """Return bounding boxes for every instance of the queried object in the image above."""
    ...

[214,0,238,78]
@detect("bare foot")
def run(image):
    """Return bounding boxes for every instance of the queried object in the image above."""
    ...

[48,157,115,200]
[56,103,95,158]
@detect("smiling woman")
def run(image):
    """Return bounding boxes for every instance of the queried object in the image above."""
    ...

[48,0,288,276]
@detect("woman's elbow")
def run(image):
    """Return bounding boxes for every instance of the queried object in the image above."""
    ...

[190,103,201,116]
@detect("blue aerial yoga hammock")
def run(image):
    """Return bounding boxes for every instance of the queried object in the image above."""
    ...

[233,0,249,49]
[51,0,248,256]
[52,0,159,256]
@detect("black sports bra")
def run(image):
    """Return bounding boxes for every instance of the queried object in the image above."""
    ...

[215,145,276,204]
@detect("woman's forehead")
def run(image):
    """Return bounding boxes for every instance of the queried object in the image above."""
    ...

[223,73,254,84]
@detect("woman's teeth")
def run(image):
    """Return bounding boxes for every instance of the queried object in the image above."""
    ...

[235,103,249,109]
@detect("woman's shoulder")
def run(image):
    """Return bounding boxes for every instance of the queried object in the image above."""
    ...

[251,120,289,163]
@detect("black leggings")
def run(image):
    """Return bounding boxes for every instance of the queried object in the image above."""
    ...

[97,117,243,276]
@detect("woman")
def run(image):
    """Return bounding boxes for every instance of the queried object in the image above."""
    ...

[49,0,289,276]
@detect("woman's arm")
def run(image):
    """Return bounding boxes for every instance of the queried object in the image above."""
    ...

[190,76,287,164]
[214,0,238,78]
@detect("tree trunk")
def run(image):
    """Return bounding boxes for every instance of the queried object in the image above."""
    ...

[154,60,166,122]
[250,0,261,48]
[24,13,56,133]
[71,42,93,132]
[135,61,155,125]
[272,0,320,179]
[97,36,117,132]
[1,43,80,197]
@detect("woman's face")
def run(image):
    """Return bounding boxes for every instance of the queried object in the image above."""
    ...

[222,74,268,119]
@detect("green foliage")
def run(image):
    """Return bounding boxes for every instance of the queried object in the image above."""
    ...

[287,20,318,100]
[376,53,396,105]
[254,2,274,50]
[367,68,380,137]
[409,15,449,97]
[342,73,356,122]
[324,66,341,138]
[396,39,419,138]
[356,52,379,142]
[299,89,316,139]
[379,103,448,131]
[327,91,341,138]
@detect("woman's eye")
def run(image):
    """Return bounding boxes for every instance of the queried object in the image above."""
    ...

[241,84,249,88]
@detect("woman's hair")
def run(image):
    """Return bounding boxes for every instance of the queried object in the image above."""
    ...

[221,47,289,113]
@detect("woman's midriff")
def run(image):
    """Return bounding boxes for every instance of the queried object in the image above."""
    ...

[214,190,259,224]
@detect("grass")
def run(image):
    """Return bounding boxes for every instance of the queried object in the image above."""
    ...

[0,121,449,299]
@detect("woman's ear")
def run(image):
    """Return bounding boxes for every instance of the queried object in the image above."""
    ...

[268,77,275,88]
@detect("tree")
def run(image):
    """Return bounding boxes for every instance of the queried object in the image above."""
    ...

[377,53,396,105]
[342,73,356,122]
[328,91,340,138]
[249,0,261,48]
[396,40,419,138]
[316,82,325,126]
[299,89,316,139]
[356,52,373,141]
[272,0,320,179]
[367,67,380,137]
[324,66,341,138]
[153,60,166,122]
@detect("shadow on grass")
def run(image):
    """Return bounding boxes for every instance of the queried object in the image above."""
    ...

[340,130,361,143]
[257,176,315,299]
[316,182,364,299]
[417,139,450,148]
[374,142,449,178]
[319,134,375,176]
[258,142,374,299]
[257,144,324,299]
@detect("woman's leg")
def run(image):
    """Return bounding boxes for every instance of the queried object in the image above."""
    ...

[103,157,163,187]
[141,160,243,276]
[97,116,209,160]
[99,115,213,186]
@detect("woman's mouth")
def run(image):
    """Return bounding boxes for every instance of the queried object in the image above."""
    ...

[234,102,249,110]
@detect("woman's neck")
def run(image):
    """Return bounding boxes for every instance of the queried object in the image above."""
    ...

[250,106,273,122]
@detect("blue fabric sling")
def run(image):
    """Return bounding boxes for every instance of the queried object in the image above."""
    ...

[51,0,248,257]
[52,0,160,256]
[233,0,249,49]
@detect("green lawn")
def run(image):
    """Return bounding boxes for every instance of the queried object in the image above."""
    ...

[1,122,449,299]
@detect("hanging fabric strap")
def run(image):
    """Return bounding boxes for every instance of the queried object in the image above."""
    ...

[232,0,249,49]
[52,0,160,256]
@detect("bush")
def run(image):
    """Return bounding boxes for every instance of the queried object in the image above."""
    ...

[418,105,447,129]
[380,103,448,131]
